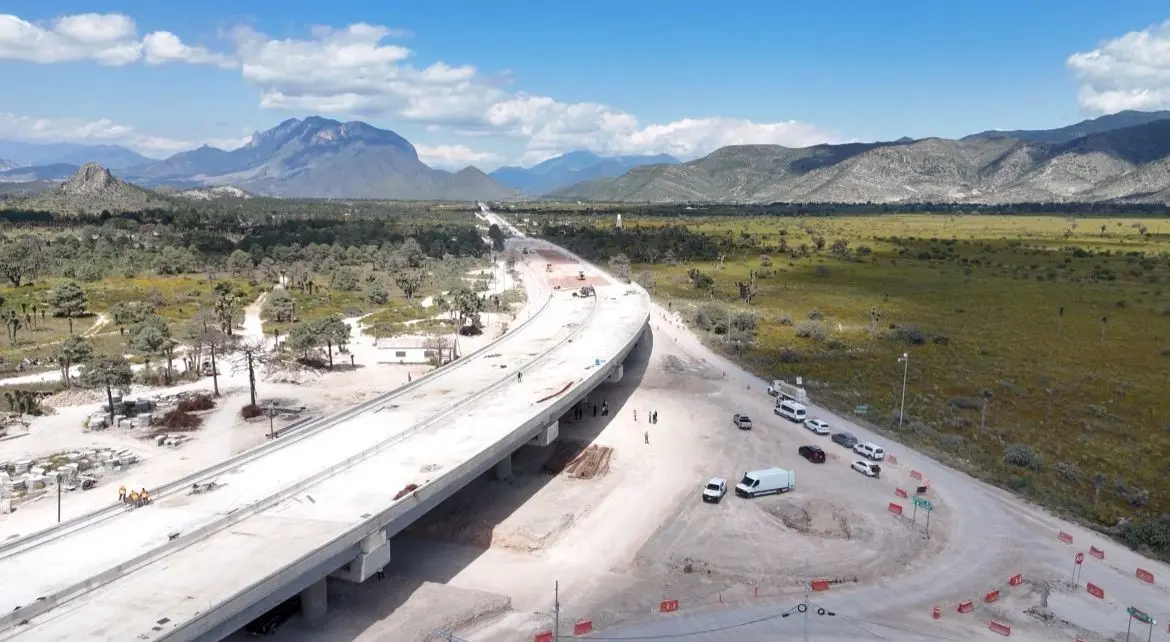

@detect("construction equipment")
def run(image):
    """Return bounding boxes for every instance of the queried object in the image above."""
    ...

[577,270,586,280]
[572,285,595,298]
[200,360,215,376]
[545,263,553,272]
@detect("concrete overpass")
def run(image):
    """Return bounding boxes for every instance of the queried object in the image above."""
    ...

[0,239,649,642]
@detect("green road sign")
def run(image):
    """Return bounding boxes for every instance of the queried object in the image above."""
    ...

[912,496,934,512]
[1127,606,1155,625]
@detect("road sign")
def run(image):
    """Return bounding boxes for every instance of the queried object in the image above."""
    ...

[1075,552,1084,565]
[912,496,933,512]
[1127,607,1155,625]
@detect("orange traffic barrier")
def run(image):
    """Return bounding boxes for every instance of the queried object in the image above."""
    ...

[1136,568,1155,583]
[888,455,898,464]
[984,590,1000,603]
[810,579,830,591]
[1086,583,1104,599]
[1058,531,1073,544]
[573,620,594,635]
[659,599,679,613]
[989,620,1011,636]
[535,631,553,642]
[1008,574,1023,587]
[888,502,903,515]
[931,606,941,619]
[895,488,908,498]
[957,600,974,614]
[1089,546,1104,559]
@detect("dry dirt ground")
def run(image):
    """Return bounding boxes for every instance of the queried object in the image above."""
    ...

[233,295,1170,642]
[0,264,532,537]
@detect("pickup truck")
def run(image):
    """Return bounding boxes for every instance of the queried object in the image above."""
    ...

[702,478,727,503]
[732,413,753,430]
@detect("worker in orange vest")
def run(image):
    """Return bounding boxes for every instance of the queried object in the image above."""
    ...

[128,490,139,507]
[140,488,150,506]
[118,485,126,502]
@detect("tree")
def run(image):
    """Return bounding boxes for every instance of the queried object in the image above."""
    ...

[263,288,296,323]
[503,248,521,272]
[487,223,506,252]
[49,281,88,334]
[2,309,20,346]
[422,333,452,367]
[609,253,631,281]
[735,270,759,304]
[393,268,426,299]
[227,249,254,276]
[212,282,243,336]
[365,279,389,304]
[54,335,93,387]
[184,308,234,396]
[285,322,324,362]
[331,266,360,292]
[451,287,485,335]
[128,314,178,384]
[110,301,152,328]
[0,238,42,287]
[317,316,351,369]
[79,354,133,427]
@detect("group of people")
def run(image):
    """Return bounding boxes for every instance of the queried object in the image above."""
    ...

[118,485,152,508]
[633,409,659,424]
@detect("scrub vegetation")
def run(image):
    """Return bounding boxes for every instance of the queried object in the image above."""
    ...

[522,204,1170,560]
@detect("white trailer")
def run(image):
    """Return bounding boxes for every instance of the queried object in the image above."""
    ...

[767,380,809,403]
[735,467,795,498]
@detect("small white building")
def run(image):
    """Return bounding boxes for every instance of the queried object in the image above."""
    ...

[375,337,453,365]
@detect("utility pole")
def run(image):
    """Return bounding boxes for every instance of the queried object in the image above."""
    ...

[56,472,62,523]
[897,352,910,430]
[554,581,561,642]
[266,401,277,440]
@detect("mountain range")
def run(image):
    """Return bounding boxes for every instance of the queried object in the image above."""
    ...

[4,110,1170,203]
[489,151,679,195]
[554,110,1170,203]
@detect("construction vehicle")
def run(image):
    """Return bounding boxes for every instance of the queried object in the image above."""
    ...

[767,380,809,403]
[577,270,586,280]
[572,285,595,298]
[545,263,553,272]
[200,360,215,376]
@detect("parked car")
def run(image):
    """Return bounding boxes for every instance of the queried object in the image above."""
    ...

[734,467,795,498]
[851,460,881,477]
[732,413,753,430]
[798,445,826,463]
[702,478,727,503]
[831,432,858,448]
[853,442,886,461]
[804,418,831,435]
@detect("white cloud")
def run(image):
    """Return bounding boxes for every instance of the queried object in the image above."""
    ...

[144,31,236,68]
[0,13,840,165]
[415,144,504,169]
[1067,20,1170,114]
[0,12,231,68]
[0,113,248,157]
[0,13,141,65]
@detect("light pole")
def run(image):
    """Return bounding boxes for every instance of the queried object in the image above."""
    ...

[266,401,277,440]
[897,352,909,430]
[56,472,62,523]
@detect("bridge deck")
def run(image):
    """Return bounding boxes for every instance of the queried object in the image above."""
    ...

[3,283,649,641]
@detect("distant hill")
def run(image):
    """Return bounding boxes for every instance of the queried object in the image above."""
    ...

[0,141,153,169]
[124,116,516,200]
[175,185,253,200]
[553,117,1170,204]
[7,163,173,213]
[964,110,1170,145]
[490,151,679,194]
[0,163,80,183]
[0,158,13,171]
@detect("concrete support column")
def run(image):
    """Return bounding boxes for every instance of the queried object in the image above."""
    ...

[607,363,624,383]
[300,578,328,624]
[527,420,559,447]
[494,454,513,480]
[330,529,391,583]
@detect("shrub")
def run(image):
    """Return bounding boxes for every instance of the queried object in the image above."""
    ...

[1056,461,1081,482]
[807,308,824,320]
[160,408,201,430]
[794,320,827,341]
[855,246,872,257]
[948,397,982,411]
[1004,443,1043,471]
[891,326,927,345]
[776,312,794,326]
[177,394,215,412]
[777,349,804,363]
[241,404,264,419]
[812,265,830,278]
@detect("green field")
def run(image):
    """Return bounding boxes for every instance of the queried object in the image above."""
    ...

[538,212,1170,551]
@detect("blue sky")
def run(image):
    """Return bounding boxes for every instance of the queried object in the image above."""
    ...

[1,1,1169,168]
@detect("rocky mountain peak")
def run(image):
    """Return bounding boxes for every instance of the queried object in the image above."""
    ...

[62,163,118,195]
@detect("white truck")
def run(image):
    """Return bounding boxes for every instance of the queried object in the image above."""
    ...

[767,380,809,403]
[734,467,796,498]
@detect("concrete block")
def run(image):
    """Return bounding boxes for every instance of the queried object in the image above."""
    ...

[527,420,559,448]
[606,363,624,383]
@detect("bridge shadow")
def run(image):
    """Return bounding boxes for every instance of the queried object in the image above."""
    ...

[239,327,655,641]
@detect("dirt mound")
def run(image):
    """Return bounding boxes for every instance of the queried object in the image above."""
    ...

[769,499,859,540]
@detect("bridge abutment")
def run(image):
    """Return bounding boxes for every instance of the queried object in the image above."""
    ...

[300,578,328,624]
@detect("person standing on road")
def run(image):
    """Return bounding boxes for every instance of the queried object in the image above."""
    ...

[118,485,126,503]
[517,371,523,383]
[633,409,637,422]
[644,431,649,445]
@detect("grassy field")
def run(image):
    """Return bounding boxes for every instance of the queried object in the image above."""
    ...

[614,214,1170,529]
[0,275,259,373]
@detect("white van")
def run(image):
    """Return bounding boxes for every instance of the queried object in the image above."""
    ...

[853,442,886,461]
[774,400,807,422]
[735,467,795,498]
